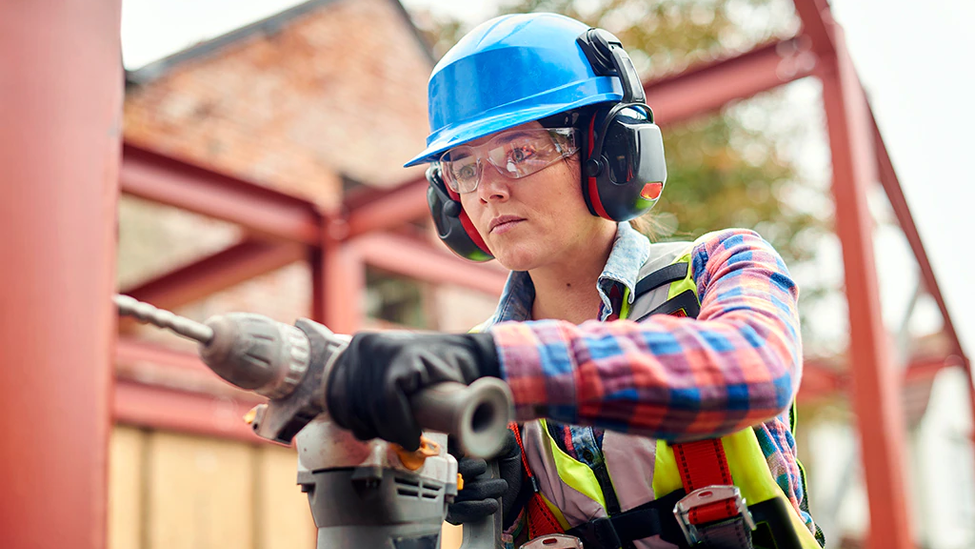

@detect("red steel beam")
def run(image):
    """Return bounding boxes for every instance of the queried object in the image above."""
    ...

[967,358,975,447]
[797,360,844,403]
[798,355,959,404]
[352,232,508,298]
[116,337,219,383]
[120,238,305,313]
[114,380,263,444]
[121,143,322,245]
[114,338,264,443]
[645,37,817,127]
[818,23,915,549]
[872,114,966,361]
[791,0,838,58]
[903,355,966,384]
[344,175,430,238]
[0,1,122,548]
[312,219,367,334]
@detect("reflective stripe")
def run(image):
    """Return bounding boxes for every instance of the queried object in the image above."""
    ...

[720,430,822,549]
[541,419,608,511]
[521,421,606,530]
[620,286,632,320]
[666,252,695,300]
[652,439,682,498]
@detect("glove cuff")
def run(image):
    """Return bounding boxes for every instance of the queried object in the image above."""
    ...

[467,332,502,379]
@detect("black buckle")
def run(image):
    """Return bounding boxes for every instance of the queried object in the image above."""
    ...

[580,515,621,549]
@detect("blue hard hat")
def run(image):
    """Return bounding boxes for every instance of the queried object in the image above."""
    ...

[404,13,624,167]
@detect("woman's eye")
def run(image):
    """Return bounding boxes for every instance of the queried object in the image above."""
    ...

[458,164,477,180]
[508,144,536,164]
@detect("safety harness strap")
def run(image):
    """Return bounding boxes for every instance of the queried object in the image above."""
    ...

[510,422,565,539]
[672,440,755,548]
[566,489,687,548]
[510,256,759,548]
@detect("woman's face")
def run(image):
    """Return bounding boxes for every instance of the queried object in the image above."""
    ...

[458,121,615,272]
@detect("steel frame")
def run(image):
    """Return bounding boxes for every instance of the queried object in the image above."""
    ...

[1,2,123,548]
[9,1,968,548]
[111,11,968,548]
[111,20,965,549]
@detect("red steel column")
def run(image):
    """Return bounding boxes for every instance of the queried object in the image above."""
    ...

[818,26,916,549]
[0,2,122,549]
[311,215,364,334]
[968,358,975,462]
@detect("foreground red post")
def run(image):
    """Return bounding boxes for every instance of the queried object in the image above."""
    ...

[0,2,123,548]
[818,25,916,549]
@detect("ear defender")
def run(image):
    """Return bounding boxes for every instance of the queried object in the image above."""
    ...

[425,165,494,262]
[577,28,667,222]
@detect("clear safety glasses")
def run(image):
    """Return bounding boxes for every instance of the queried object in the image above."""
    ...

[439,127,581,194]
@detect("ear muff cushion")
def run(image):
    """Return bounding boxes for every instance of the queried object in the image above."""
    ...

[426,167,494,262]
[445,185,492,256]
[582,103,666,222]
[584,111,611,219]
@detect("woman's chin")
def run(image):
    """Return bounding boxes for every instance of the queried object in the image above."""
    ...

[492,248,543,272]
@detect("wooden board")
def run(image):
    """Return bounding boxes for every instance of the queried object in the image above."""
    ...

[144,431,255,549]
[255,444,317,549]
[109,426,146,549]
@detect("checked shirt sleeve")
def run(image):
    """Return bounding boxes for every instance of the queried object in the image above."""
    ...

[490,229,803,440]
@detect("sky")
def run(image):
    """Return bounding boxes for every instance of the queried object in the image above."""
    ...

[120,0,975,359]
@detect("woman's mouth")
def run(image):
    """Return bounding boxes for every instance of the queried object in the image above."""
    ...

[489,215,525,235]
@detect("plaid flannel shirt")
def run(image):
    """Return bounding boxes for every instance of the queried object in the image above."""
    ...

[483,222,822,543]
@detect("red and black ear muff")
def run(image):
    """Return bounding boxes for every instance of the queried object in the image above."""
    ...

[425,165,494,262]
[577,28,667,222]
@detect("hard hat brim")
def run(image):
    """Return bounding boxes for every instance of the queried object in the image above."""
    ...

[404,91,621,167]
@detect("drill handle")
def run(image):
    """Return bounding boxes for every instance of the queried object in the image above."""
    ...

[458,460,505,549]
[411,379,513,459]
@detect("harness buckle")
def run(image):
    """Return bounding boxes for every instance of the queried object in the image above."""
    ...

[520,534,584,549]
[673,485,756,546]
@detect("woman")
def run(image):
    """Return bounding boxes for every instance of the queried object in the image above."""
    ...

[325,12,824,549]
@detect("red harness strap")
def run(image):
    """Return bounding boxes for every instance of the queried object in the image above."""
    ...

[510,422,564,538]
[672,439,740,526]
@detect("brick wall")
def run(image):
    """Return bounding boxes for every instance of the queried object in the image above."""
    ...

[123,0,432,209]
[119,0,437,327]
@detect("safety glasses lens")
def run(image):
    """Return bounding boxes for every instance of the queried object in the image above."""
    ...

[441,148,479,194]
[440,128,579,194]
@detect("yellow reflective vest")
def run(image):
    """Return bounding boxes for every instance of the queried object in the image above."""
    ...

[515,242,822,549]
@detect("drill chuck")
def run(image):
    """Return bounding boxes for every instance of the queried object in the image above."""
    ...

[115,295,513,456]
[201,313,311,399]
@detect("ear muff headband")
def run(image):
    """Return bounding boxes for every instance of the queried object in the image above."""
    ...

[577,28,646,104]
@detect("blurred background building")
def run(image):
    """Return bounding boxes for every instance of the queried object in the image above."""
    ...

[2,0,972,548]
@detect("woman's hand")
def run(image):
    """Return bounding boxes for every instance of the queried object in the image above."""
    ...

[325,331,501,450]
[447,429,528,530]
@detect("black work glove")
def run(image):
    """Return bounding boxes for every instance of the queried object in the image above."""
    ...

[447,428,529,531]
[326,331,501,451]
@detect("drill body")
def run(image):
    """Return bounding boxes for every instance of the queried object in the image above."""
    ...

[115,295,508,549]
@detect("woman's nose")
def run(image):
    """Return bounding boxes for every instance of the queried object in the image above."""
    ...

[476,167,510,202]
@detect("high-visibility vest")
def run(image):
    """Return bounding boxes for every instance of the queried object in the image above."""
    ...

[515,241,822,549]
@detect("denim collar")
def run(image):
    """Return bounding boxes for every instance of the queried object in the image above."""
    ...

[485,221,651,324]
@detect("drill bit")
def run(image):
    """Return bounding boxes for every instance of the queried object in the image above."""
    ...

[114,294,214,344]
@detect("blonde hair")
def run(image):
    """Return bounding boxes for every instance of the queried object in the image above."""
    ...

[629,215,662,241]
